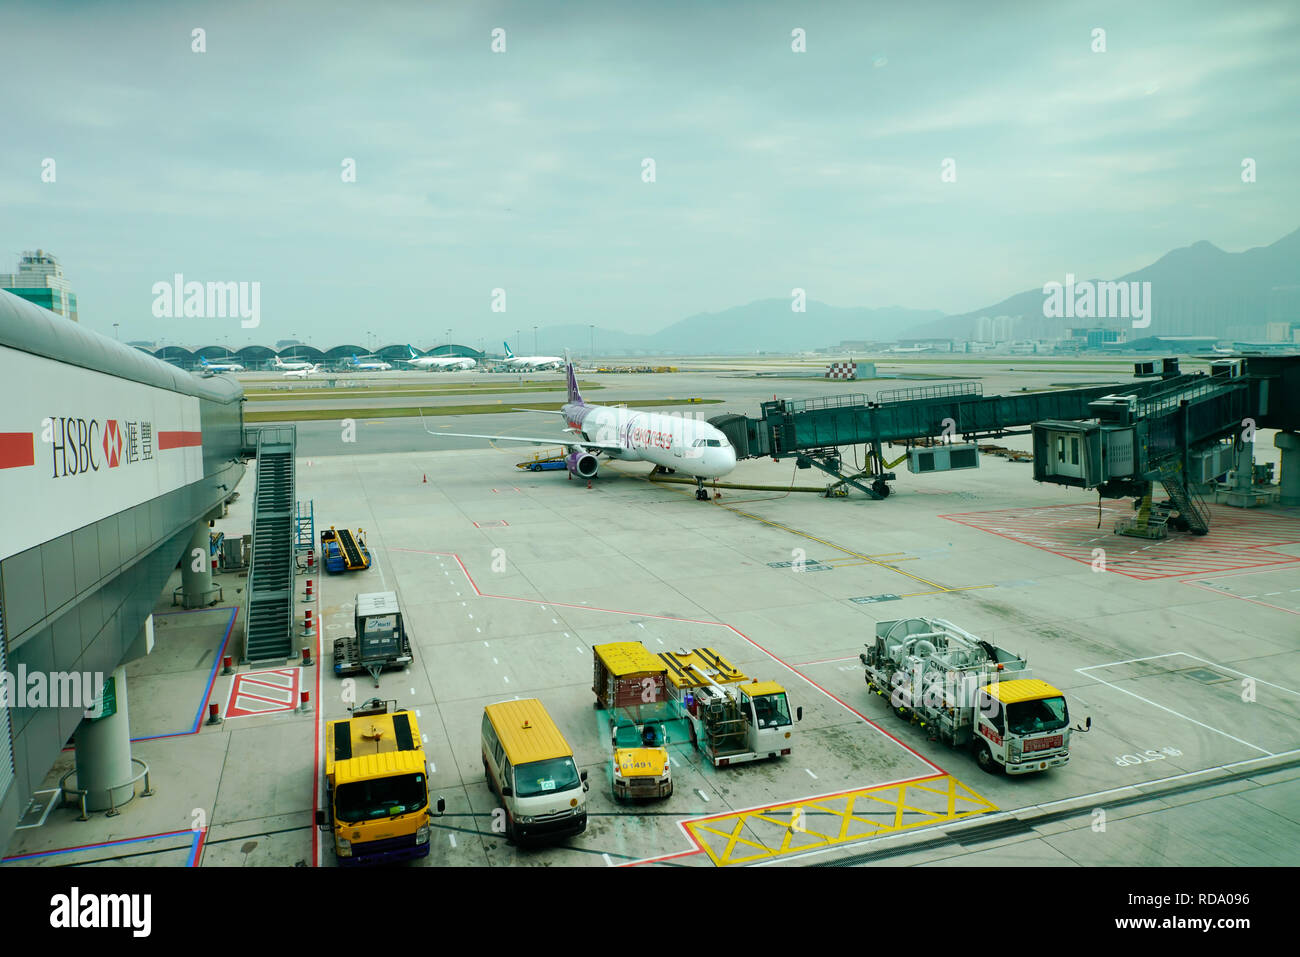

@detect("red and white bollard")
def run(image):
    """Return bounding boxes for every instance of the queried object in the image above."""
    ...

[306,548,315,571]
[304,578,314,601]
[207,702,223,725]
[301,646,314,667]
[299,690,312,713]
[301,608,314,637]
[211,556,218,576]
[222,655,233,676]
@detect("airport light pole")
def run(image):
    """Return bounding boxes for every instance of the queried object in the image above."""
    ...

[533,325,538,354]
[113,323,119,341]
[589,324,594,362]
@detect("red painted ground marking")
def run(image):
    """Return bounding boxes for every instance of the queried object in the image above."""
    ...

[225,668,300,718]
[941,503,1300,580]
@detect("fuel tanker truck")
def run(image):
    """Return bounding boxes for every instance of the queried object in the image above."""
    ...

[860,617,1089,774]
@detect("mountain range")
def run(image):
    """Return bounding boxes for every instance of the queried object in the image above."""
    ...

[533,228,1300,354]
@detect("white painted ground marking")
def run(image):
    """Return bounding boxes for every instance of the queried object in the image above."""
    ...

[695,789,710,802]
[476,627,482,633]
[492,657,498,664]
[503,676,510,683]
[564,633,570,638]
[656,638,663,644]
[449,834,457,848]
[415,709,421,717]
[410,687,415,695]
[483,641,489,647]
[422,734,428,743]
[1265,592,1282,596]
[462,602,466,607]
[1076,655,1273,755]
[430,762,436,772]
[468,614,473,619]
[805,768,818,779]
[602,853,614,866]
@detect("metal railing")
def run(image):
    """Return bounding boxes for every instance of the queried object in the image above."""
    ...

[59,758,153,820]
[877,382,983,405]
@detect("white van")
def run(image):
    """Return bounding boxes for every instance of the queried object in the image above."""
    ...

[482,698,588,844]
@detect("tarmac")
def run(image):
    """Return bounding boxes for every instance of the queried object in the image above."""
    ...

[5,356,1298,867]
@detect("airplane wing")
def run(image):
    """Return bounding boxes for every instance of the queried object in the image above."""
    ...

[510,408,566,415]
[419,413,621,451]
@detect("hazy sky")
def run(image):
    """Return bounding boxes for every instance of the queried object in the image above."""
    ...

[4,0,1297,349]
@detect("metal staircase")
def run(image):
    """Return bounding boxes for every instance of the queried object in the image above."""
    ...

[244,426,298,663]
[1156,459,1210,535]
[294,500,315,553]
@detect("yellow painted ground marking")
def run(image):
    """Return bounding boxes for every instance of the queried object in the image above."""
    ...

[683,774,998,866]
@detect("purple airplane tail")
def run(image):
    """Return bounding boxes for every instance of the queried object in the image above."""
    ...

[566,359,584,405]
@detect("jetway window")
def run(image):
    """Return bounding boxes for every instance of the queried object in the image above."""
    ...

[1056,437,1065,463]
[1071,438,1079,465]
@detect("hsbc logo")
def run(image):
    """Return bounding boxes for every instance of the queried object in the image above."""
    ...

[102,419,123,468]
[46,416,154,478]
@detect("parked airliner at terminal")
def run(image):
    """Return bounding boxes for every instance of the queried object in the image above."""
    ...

[425,360,736,497]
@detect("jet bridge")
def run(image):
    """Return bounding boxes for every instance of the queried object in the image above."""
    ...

[713,378,1187,500]
[710,357,1294,514]
[1031,362,1262,535]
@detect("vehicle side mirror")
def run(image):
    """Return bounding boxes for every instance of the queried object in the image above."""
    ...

[796,707,803,722]
[315,810,328,830]
[501,786,513,797]
[580,769,588,782]
[435,797,446,815]
[1074,716,1092,733]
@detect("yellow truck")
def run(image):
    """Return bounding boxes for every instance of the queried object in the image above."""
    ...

[317,698,445,865]
[593,642,673,800]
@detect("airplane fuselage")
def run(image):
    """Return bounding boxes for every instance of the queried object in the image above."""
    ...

[562,402,735,478]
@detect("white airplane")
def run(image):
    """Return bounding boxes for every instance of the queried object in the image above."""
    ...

[199,355,244,373]
[423,359,736,499]
[500,341,563,371]
[349,353,393,371]
[273,355,315,371]
[403,345,476,371]
[282,363,322,379]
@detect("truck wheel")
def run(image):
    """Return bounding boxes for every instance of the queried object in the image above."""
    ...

[893,704,910,722]
[665,782,674,799]
[504,811,516,845]
[976,743,999,774]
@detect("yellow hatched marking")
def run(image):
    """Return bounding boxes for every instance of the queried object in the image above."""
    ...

[682,774,997,866]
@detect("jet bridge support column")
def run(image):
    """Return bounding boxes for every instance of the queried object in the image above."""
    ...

[72,665,138,813]
[180,521,220,609]
[1277,432,1300,507]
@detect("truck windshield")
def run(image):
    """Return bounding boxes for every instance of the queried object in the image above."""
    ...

[335,773,427,823]
[1006,697,1068,736]
[752,693,792,729]
[514,757,580,797]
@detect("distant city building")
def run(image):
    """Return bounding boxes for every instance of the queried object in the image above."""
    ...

[1068,327,1127,349]
[1,249,77,321]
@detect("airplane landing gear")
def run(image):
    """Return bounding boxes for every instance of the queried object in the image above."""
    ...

[695,478,710,501]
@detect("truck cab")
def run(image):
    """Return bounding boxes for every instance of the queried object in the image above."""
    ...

[318,699,445,865]
[975,679,1073,774]
[610,717,672,800]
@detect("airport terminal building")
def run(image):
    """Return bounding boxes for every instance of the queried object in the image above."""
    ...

[0,290,245,854]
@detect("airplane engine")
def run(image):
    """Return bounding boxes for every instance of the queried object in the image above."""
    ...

[566,451,599,479]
